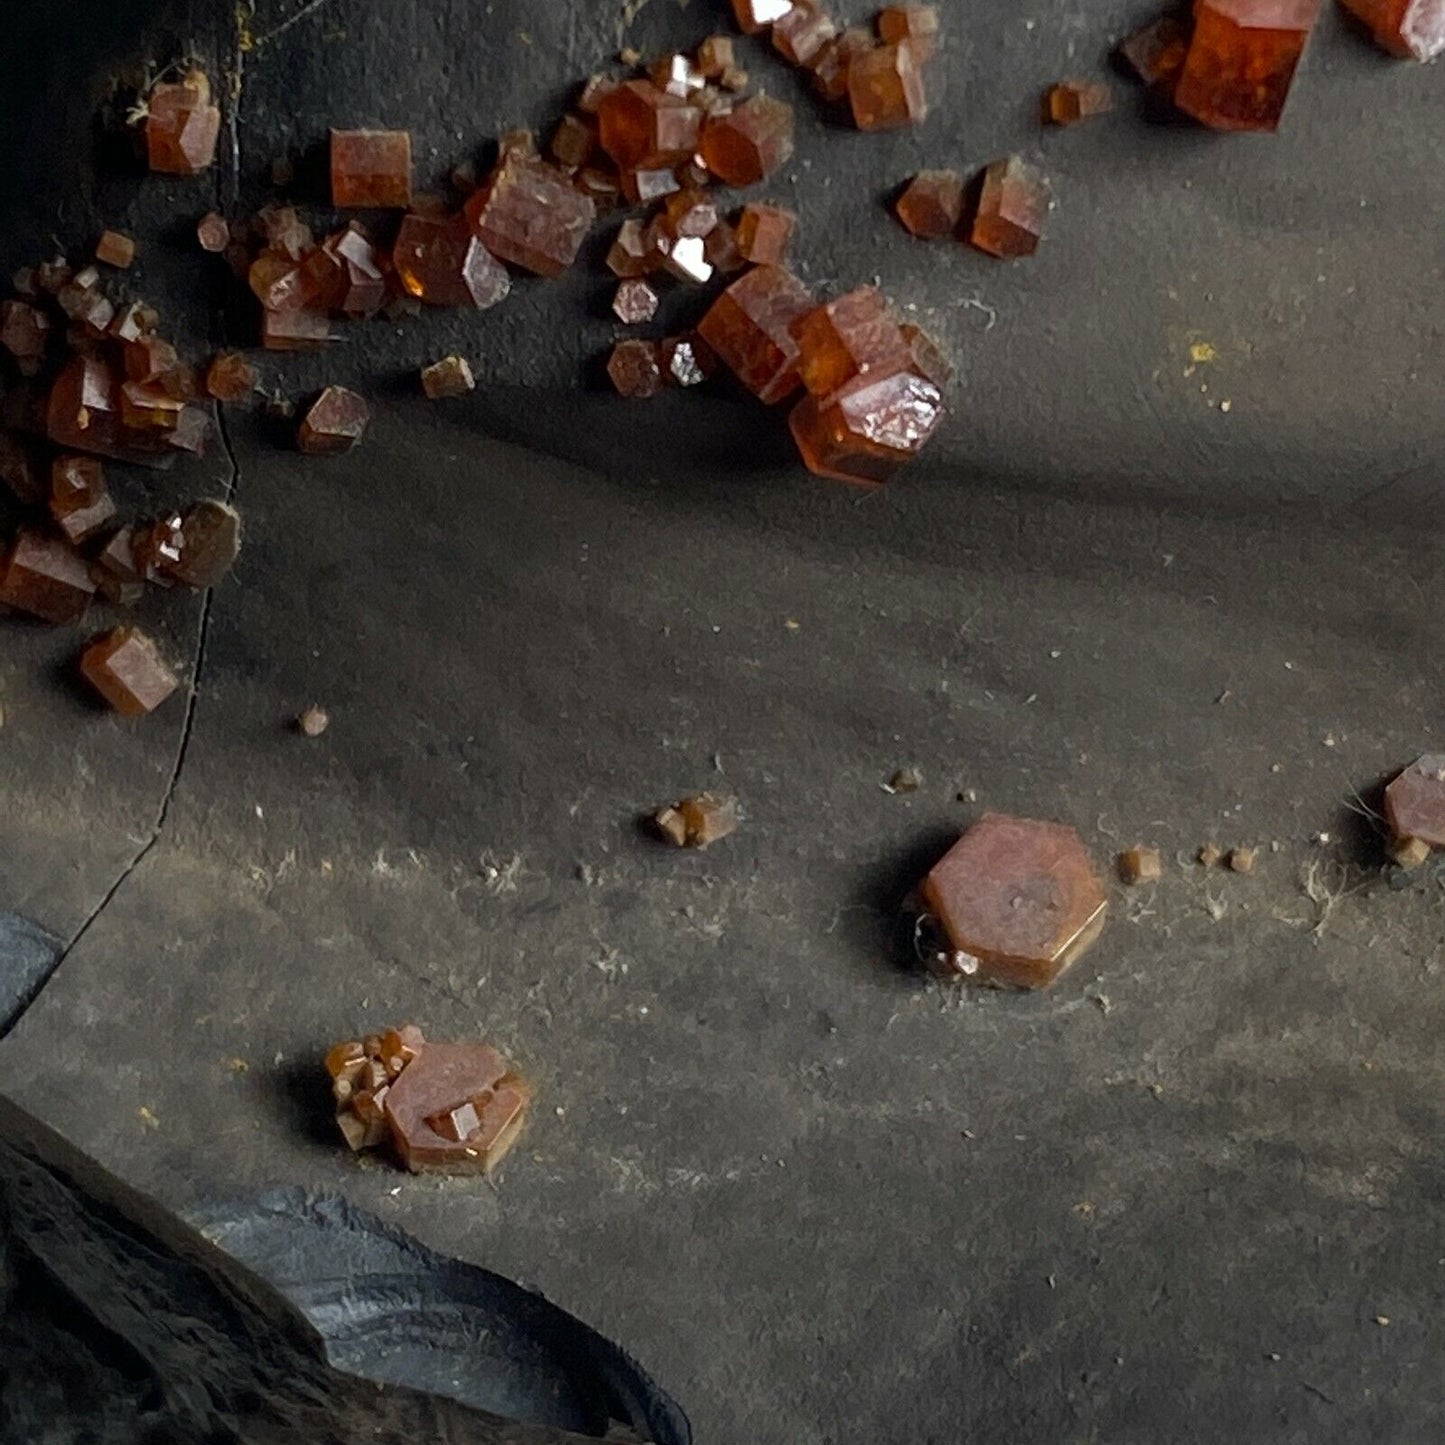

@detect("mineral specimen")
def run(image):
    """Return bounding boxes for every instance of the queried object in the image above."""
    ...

[699,94,795,186]
[1045,79,1115,124]
[1118,846,1164,884]
[732,0,796,33]
[50,455,116,544]
[464,154,596,276]
[773,1,838,65]
[970,156,1051,259]
[261,308,330,351]
[608,339,664,398]
[655,234,713,284]
[613,279,660,324]
[1384,754,1445,849]
[654,793,740,847]
[298,386,370,455]
[330,128,413,207]
[735,203,797,264]
[161,501,241,589]
[920,814,1108,989]
[145,70,221,175]
[811,27,877,101]
[661,334,717,387]
[90,527,145,606]
[698,34,737,75]
[607,218,656,277]
[790,286,910,398]
[420,355,476,399]
[79,627,179,716]
[1173,0,1322,132]
[1119,14,1192,85]
[0,530,95,624]
[895,169,964,238]
[196,212,230,255]
[550,113,596,168]
[597,80,704,169]
[95,231,136,268]
[878,4,941,56]
[848,41,927,130]
[206,351,257,402]
[393,213,510,308]
[696,264,813,403]
[704,219,746,274]
[788,368,945,485]
[1340,0,1445,58]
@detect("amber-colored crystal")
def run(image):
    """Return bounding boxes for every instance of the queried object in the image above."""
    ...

[146,71,221,175]
[330,128,412,207]
[79,627,179,716]
[380,1025,426,1078]
[261,308,330,351]
[0,529,95,624]
[298,386,369,455]
[257,204,314,261]
[158,501,241,589]
[704,219,746,274]
[970,156,1051,258]
[662,189,720,239]
[1385,754,1445,848]
[1,301,51,369]
[95,230,135,268]
[848,40,927,129]
[698,34,737,76]
[550,113,596,168]
[1119,14,1191,85]
[249,252,308,314]
[608,339,664,398]
[732,0,795,33]
[206,351,257,402]
[50,454,116,544]
[773,1,838,64]
[735,203,797,264]
[577,75,617,114]
[661,334,717,387]
[191,210,228,252]
[464,154,596,277]
[1174,0,1321,132]
[46,355,166,464]
[899,322,953,389]
[790,286,910,398]
[700,94,795,186]
[613,279,659,324]
[1045,79,1115,124]
[650,53,707,97]
[620,167,681,205]
[606,218,656,278]
[393,213,510,308]
[596,81,703,172]
[421,355,476,399]
[789,368,944,485]
[920,814,1108,989]
[330,226,386,317]
[382,1040,529,1174]
[1340,0,1445,59]
[1118,846,1163,884]
[654,793,740,848]
[877,5,940,56]
[120,381,184,432]
[91,527,144,606]
[697,264,813,404]
[895,169,964,238]
[811,27,877,100]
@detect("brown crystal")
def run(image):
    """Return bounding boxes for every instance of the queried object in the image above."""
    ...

[607,339,664,399]
[46,355,168,464]
[1045,79,1114,125]
[79,627,179,716]
[878,5,940,55]
[0,529,95,624]
[735,203,797,265]
[91,527,145,606]
[661,189,720,239]
[654,793,740,848]
[732,0,796,33]
[697,265,813,404]
[383,1040,529,1174]
[1384,754,1445,849]
[848,41,927,129]
[650,53,707,97]
[330,128,413,207]
[550,113,596,169]
[773,1,838,65]
[606,218,657,278]
[206,351,257,402]
[704,219,746,274]
[699,94,795,186]
[1174,0,1322,133]
[970,156,1051,259]
[574,165,622,211]
[1118,846,1163,884]
[788,368,945,485]
[50,454,116,544]
[698,34,737,76]
[895,170,964,239]
[790,286,910,398]
[145,71,221,175]
[920,814,1108,990]
[1119,14,1191,85]
[258,204,314,260]
[155,501,241,589]
[95,231,135,268]
[811,27,877,101]
[393,213,510,308]
[577,74,617,114]
[661,333,717,387]
[900,323,953,389]
[1,301,51,369]
[597,80,704,170]
[421,355,476,399]
[298,387,370,456]
[464,154,596,277]
[261,308,330,351]
[613,279,659,325]
[1340,0,1445,59]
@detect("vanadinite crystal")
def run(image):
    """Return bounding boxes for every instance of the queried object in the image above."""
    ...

[613,278,659,324]
[91,527,145,606]
[773,1,838,65]
[0,529,96,624]
[654,793,740,848]
[878,4,940,55]
[197,211,230,252]
[79,627,179,716]
[393,213,510,308]
[330,128,412,207]
[261,308,329,351]
[1119,14,1192,85]
[732,0,795,33]
[1173,0,1322,132]
[970,156,1051,258]
[608,339,664,398]
[698,265,813,403]
[1338,0,1445,58]
[146,70,221,175]
[699,94,795,186]
[1045,79,1115,124]
[900,322,953,389]
[95,231,136,268]
[298,386,370,455]
[791,286,910,397]
[597,80,703,169]
[50,454,116,543]
[464,154,596,277]
[661,334,716,387]
[920,814,1108,989]
[848,41,927,130]
[164,501,241,589]
[812,27,876,101]
[1384,755,1445,848]
[421,355,476,399]
[895,169,964,238]
[206,351,256,402]
[736,203,796,265]
[788,368,945,485]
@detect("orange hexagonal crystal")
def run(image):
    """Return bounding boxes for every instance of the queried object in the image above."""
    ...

[1384,755,1445,848]
[597,80,703,170]
[847,41,927,129]
[1045,79,1115,125]
[1173,0,1321,132]
[920,814,1108,989]
[697,264,814,404]
[330,129,413,207]
[0,528,95,624]
[464,154,596,277]
[878,5,940,56]
[1339,0,1445,58]
[1119,14,1191,85]
[790,286,910,398]
[735,203,797,265]
[970,156,1051,259]
[393,213,510,308]
[607,339,664,398]
[146,71,221,176]
[298,386,370,455]
[79,627,180,716]
[895,169,964,238]
[773,1,838,65]
[788,368,944,486]
[699,94,795,186]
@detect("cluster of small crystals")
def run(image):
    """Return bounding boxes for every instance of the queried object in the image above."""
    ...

[731,2,939,131]
[895,158,1054,259]
[326,1026,534,1174]
[1119,1,1324,132]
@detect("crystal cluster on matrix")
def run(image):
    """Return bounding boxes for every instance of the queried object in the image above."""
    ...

[1339,0,1445,59]
[971,157,1052,258]
[145,70,221,175]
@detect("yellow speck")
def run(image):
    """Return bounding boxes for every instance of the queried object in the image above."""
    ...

[518,29,533,44]
[1073,1200,1096,1219]
[1189,341,1217,365]
[1375,1314,1390,1327]
[138,1106,160,1130]
[226,1057,249,1074]
[784,618,801,631]
[236,3,255,52]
